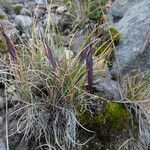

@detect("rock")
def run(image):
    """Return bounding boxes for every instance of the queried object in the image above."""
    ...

[109,0,150,77]
[15,15,32,29]
[109,0,141,23]
[35,23,44,38]
[11,0,23,4]
[0,116,3,126]
[0,20,19,42]
[35,0,47,5]
[44,13,61,26]
[70,32,87,53]
[0,8,7,20]
[56,6,67,14]
[93,76,123,100]
[0,97,4,109]
[20,8,31,16]
[34,7,46,19]
[0,139,6,150]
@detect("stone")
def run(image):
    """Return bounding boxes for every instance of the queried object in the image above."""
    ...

[44,13,61,26]
[0,8,7,20]
[0,20,19,42]
[0,139,6,150]
[34,7,46,19]
[109,0,139,22]
[35,0,47,5]
[35,23,44,38]
[56,6,67,14]
[0,116,3,125]
[11,0,23,4]
[70,32,87,54]
[109,0,150,77]
[20,8,30,16]
[93,76,123,100]
[15,15,32,29]
[0,97,4,109]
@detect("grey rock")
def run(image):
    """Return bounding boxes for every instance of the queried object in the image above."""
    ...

[35,0,47,5]
[20,8,31,16]
[51,13,61,25]
[93,76,123,100]
[109,0,141,22]
[0,20,19,42]
[109,0,150,77]
[35,23,44,38]
[70,32,87,53]
[11,0,23,4]
[15,15,32,29]
[56,6,67,14]
[34,7,46,19]
[0,139,6,150]
[0,8,7,19]
[44,13,61,27]
[0,97,4,109]
[0,116,3,126]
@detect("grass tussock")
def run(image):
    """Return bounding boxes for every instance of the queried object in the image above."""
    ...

[0,18,115,148]
[0,1,149,149]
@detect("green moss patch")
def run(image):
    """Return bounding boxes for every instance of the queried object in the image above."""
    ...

[78,102,130,130]
[103,102,130,129]
[0,14,6,20]
[0,38,7,54]
[109,27,121,44]
[13,5,22,14]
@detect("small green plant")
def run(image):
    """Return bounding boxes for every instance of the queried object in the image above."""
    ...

[0,14,6,20]
[0,37,7,54]
[63,0,108,25]
[13,5,22,14]
[84,0,108,20]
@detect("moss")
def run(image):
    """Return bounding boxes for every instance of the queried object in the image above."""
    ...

[78,111,104,126]
[13,5,22,15]
[93,27,121,57]
[0,38,7,54]
[0,14,6,20]
[78,102,130,130]
[108,27,121,45]
[103,102,130,129]
[94,43,109,56]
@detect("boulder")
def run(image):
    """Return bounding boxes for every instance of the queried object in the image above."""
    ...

[0,20,19,42]
[0,139,6,150]
[35,0,47,5]
[56,6,67,14]
[0,8,7,20]
[109,0,150,77]
[93,76,123,101]
[0,97,4,109]
[15,15,32,29]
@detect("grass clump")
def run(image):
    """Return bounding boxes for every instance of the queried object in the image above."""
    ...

[84,0,108,20]
[0,23,100,149]
[63,0,108,25]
